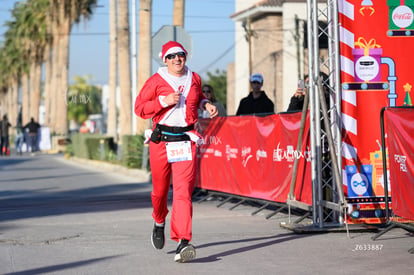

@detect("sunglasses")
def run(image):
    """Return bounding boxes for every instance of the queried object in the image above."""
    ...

[166,52,186,60]
[203,89,211,94]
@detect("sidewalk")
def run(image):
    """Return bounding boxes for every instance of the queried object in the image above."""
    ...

[0,153,413,274]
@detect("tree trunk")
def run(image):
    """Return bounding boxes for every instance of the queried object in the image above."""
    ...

[117,0,132,140]
[29,62,36,119]
[22,74,30,125]
[11,81,19,126]
[43,43,53,127]
[8,82,18,125]
[29,60,42,122]
[173,0,185,27]
[136,0,152,134]
[49,11,62,134]
[107,0,118,140]
[54,1,71,136]
[34,61,42,122]
[4,86,10,117]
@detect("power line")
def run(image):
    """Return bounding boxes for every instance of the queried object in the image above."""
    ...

[199,42,235,74]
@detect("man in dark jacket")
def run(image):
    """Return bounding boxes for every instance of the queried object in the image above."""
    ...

[0,114,12,156]
[236,73,274,116]
[23,117,41,152]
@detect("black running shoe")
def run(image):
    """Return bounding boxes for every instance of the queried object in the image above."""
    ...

[151,224,165,250]
[174,239,196,263]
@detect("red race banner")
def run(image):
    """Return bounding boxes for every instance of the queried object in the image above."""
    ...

[197,113,312,205]
[339,0,414,223]
[384,108,414,220]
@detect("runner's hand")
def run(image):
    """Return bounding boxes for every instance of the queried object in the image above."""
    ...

[164,91,181,106]
[205,103,218,118]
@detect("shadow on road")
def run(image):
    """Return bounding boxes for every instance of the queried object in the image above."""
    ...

[167,232,314,263]
[3,255,126,275]
[0,154,154,223]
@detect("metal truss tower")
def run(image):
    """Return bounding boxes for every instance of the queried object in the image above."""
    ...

[306,0,347,229]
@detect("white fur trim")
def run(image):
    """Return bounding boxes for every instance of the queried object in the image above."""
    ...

[159,96,168,107]
[144,129,152,144]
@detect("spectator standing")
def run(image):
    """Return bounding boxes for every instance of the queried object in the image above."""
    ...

[134,41,218,263]
[287,75,309,112]
[0,114,12,156]
[199,84,226,118]
[0,117,2,153]
[23,117,41,152]
[287,73,329,112]
[14,126,24,155]
[236,73,274,116]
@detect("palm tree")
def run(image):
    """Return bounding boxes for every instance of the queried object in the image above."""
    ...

[173,0,185,27]
[1,6,23,124]
[1,1,48,126]
[26,0,48,123]
[67,75,102,128]
[1,8,29,124]
[137,0,152,134]
[107,0,118,140]
[117,0,133,139]
[42,32,54,129]
[0,0,97,136]
[51,0,97,136]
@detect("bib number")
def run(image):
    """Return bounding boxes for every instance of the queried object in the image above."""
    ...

[166,141,192,163]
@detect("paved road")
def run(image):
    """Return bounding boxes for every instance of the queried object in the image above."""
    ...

[0,153,413,275]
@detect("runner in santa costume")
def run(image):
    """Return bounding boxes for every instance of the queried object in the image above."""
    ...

[134,41,218,262]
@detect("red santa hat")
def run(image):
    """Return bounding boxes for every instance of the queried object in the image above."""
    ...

[160,41,187,61]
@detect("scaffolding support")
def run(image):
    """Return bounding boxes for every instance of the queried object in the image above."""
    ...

[305,0,346,229]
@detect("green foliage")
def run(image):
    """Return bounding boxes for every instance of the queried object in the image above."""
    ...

[70,133,116,161]
[64,141,74,157]
[71,133,92,159]
[122,134,149,169]
[85,137,116,161]
[204,69,227,107]
[67,75,102,125]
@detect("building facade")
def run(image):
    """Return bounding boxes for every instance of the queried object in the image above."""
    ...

[229,0,318,114]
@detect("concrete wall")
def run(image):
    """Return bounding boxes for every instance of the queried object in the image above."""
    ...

[231,1,330,113]
[226,62,236,115]
[282,3,308,111]
[232,0,257,116]
[251,13,283,112]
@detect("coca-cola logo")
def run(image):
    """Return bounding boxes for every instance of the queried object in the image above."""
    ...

[392,5,414,28]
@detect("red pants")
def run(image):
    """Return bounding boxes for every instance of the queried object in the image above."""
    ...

[149,141,197,242]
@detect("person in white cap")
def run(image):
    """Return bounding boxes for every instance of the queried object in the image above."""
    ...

[134,40,218,263]
[236,73,274,115]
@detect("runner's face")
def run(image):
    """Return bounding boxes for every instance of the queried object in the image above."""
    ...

[165,52,186,76]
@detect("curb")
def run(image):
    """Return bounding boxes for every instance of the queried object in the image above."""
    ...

[67,156,152,182]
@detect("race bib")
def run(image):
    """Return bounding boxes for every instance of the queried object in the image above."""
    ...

[166,141,192,163]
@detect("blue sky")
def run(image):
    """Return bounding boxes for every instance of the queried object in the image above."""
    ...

[0,0,236,85]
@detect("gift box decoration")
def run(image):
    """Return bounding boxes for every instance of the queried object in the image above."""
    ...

[388,0,414,30]
[352,38,383,83]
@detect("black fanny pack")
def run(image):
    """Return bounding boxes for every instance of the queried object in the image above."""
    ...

[150,124,194,144]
